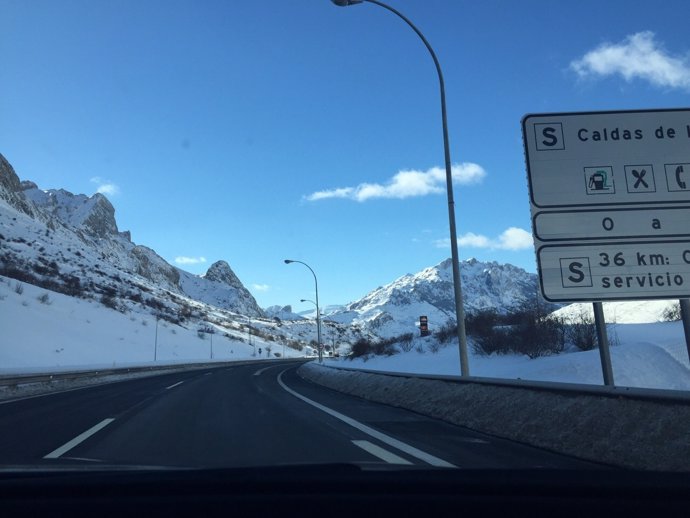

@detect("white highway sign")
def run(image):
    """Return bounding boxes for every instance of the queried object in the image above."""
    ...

[534,206,690,241]
[523,108,690,302]
[523,109,690,208]
[538,241,690,302]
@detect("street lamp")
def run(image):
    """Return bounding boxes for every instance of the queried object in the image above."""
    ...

[154,313,159,362]
[285,259,323,363]
[300,298,323,358]
[246,316,255,357]
[330,0,470,376]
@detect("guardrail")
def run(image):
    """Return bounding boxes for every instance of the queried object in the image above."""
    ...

[317,361,690,404]
[0,358,306,388]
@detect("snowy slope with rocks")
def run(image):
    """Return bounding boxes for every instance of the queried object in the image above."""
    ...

[329,258,554,337]
[264,305,305,321]
[0,153,263,317]
[0,153,373,371]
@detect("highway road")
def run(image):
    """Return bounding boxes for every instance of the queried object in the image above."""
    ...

[0,361,602,470]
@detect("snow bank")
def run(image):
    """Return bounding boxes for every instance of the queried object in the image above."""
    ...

[331,322,690,390]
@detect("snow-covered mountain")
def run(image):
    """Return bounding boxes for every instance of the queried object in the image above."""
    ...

[0,153,263,318]
[264,305,305,321]
[329,258,552,337]
[296,304,347,319]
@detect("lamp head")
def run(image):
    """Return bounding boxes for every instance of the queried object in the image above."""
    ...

[284,259,293,264]
[331,0,364,6]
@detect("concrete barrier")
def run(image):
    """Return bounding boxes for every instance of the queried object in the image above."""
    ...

[299,362,690,471]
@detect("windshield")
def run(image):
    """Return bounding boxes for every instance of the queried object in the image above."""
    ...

[1,0,690,474]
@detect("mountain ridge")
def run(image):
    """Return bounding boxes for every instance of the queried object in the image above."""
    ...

[329,257,554,337]
[0,153,264,317]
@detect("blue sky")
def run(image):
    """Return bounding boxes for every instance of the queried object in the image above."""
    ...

[2,0,690,311]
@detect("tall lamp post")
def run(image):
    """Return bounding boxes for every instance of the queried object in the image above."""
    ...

[300,298,322,358]
[330,0,469,376]
[285,259,323,363]
[154,313,159,362]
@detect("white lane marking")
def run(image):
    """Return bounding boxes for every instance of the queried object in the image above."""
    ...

[277,370,456,468]
[204,372,212,376]
[352,440,412,465]
[44,418,115,459]
[166,381,185,390]
[253,366,274,377]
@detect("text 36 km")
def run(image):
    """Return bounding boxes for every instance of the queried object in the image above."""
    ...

[597,251,677,267]
[537,241,690,301]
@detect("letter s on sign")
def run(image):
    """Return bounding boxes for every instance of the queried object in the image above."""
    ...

[568,262,585,283]
[541,127,559,147]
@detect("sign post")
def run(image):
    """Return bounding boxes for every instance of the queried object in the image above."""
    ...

[419,316,429,337]
[523,108,690,375]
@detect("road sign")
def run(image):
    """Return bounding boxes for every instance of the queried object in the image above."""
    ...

[419,315,429,337]
[534,206,690,241]
[523,109,690,302]
[524,109,690,208]
[538,241,690,301]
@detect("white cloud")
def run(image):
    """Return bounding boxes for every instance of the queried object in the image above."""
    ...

[305,163,486,202]
[174,256,207,265]
[456,232,492,249]
[90,177,120,196]
[570,31,690,90]
[252,283,270,292]
[435,227,533,251]
[496,227,534,250]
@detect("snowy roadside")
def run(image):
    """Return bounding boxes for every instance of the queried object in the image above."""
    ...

[299,361,690,471]
[330,321,690,390]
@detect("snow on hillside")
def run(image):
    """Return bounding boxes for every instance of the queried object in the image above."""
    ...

[0,154,264,318]
[332,322,690,391]
[264,305,305,321]
[329,258,551,338]
[0,275,301,373]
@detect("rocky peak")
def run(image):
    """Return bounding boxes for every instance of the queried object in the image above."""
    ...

[130,245,181,292]
[0,153,36,217]
[20,180,38,191]
[205,260,242,287]
[81,193,118,238]
[23,187,119,239]
[0,154,22,194]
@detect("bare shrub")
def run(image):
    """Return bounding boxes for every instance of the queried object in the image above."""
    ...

[349,338,374,359]
[399,333,414,352]
[428,340,441,353]
[433,322,458,344]
[37,292,51,305]
[662,303,681,322]
[100,294,119,311]
[566,309,598,351]
[470,305,566,358]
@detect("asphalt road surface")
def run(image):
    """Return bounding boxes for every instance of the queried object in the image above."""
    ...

[0,361,602,470]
